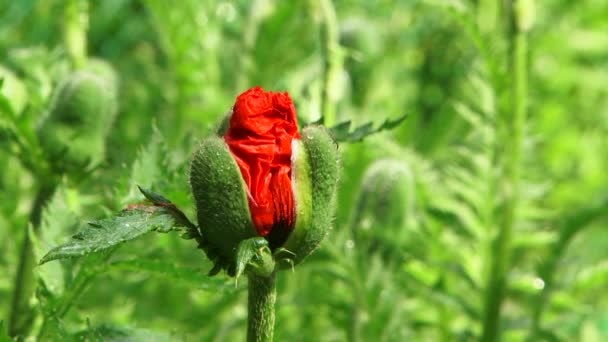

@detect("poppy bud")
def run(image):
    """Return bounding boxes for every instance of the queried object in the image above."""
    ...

[37,61,118,173]
[351,159,415,258]
[190,87,339,275]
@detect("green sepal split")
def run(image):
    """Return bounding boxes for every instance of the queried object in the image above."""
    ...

[37,60,118,174]
[282,125,340,266]
[189,136,257,275]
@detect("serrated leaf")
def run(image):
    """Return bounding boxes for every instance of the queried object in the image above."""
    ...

[39,208,185,265]
[328,114,408,142]
[137,186,197,231]
[107,259,231,292]
[31,183,80,295]
[120,126,172,206]
[72,324,174,342]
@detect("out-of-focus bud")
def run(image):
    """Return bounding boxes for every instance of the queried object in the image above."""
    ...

[350,159,415,258]
[515,0,535,32]
[37,60,118,173]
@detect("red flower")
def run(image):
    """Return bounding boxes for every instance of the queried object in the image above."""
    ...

[224,87,300,242]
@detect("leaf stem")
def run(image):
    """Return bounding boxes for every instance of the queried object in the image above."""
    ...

[8,181,57,338]
[481,1,528,340]
[247,272,276,342]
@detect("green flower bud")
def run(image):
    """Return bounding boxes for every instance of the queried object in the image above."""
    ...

[37,63,118,173]
[351,159,415,258]
[189,87,340,276]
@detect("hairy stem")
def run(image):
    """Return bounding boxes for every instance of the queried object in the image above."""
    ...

[247,273,277,342]
[64,0,88,69]
[8,181,56,338]
[481,1,528,341]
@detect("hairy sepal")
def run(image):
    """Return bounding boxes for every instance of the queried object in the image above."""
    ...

[189,136,257,274]
[281,125,340,266]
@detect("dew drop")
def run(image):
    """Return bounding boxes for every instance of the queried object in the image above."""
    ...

[533,277,545,290]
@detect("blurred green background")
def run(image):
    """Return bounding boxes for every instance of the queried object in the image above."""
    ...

[1,0,607,341]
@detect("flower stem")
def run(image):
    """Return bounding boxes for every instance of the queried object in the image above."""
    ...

[247,273,276,342]
[64,0,88,69]
[317,0,342,127]
[8,181,56,338]
[235,0,265,92]
[481,1,528,341]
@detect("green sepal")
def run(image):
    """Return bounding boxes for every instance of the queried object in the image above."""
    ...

[282,125,340,266]
[37,63,118,173]
[236,237,275,279]
[189,136,257,274]
[216,109,232,136]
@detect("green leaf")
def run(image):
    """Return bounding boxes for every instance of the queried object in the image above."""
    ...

[119,125,171,206]
[137,186,197,231]
[107,259,232,292]
[31,183,80,295]
[327,114,408,142]
[72,324,175,342]
[39,207,185,265]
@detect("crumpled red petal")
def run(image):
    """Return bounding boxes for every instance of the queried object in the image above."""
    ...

[224,87,299,237]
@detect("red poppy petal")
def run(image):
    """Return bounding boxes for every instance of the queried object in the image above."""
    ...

[224,87,299,238]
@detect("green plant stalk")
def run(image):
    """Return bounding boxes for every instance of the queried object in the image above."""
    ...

[318,0,341,127]
[37,248,118,340]
[247,273,277,342]
[36,265,94,339]
[235,0,264,92]
[8,181,57,338]
[481,2,527,341]
[527,197,608,340]
[64,0,88,69]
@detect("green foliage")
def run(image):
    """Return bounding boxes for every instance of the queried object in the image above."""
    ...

[2,0,608,340]
[326,113,409,142]
[39,206,186,265]
[71,324,175,342]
